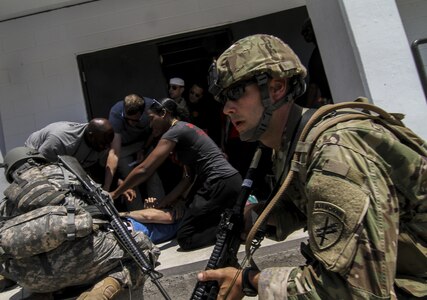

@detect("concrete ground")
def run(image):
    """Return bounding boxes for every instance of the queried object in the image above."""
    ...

[134,231,308,300]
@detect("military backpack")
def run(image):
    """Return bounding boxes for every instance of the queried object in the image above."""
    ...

[0,158,93,260]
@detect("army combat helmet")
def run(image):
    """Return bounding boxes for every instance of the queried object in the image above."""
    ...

[208,34,307,141]
[0,147,47,183]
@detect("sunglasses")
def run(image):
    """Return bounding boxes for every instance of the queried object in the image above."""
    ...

[150,99,163,108]
[122,111,143,124]
[217,79,257,105]
[169,85,181,91]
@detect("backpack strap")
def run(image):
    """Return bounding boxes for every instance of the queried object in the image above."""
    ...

[292,98,427,183]
[292,111,373,184]
[66,199,76,240]
[282,107,317,182]
[16,180,68,212]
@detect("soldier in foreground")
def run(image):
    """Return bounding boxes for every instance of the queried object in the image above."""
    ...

[0,147,160,299]
[197,34,427,299]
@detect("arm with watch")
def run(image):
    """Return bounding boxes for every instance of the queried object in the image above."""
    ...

[241,266,260,296]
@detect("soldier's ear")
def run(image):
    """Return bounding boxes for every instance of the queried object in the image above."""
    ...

[269,78,287,102]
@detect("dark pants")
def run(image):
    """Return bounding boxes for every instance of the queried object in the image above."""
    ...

[176,173,242,250]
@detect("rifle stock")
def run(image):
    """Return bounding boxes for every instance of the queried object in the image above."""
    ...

[58,155,171,300]
[190,147,263,300]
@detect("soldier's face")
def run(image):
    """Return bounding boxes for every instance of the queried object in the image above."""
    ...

[222,83,264,137]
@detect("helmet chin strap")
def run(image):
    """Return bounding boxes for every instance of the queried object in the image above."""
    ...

[240,74,295,142]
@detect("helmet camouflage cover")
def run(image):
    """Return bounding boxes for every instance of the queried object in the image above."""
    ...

[210,34,307,99]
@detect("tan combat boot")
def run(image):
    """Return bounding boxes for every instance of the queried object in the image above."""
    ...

[77,277,122,300]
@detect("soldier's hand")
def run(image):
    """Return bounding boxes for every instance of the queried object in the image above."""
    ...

[197,267,244,300]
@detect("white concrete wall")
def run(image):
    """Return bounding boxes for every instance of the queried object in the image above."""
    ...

[0,0,305,152]
[307,0,427,140]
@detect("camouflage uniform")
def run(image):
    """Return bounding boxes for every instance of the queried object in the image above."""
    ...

[258,113,427,299]
[1,230,158,293]
[0,159,160,293]
[211,33,427,299]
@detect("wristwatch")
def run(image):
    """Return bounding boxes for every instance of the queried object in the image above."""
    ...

[241,267,258,297]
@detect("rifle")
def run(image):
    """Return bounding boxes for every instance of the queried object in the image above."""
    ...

[190,146,263,300]
[58,155,171,300]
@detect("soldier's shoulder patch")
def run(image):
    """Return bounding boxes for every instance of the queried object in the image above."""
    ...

[311,201,345,250]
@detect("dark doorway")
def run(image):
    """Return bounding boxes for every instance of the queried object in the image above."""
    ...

[77,42,166,119]
[158,30,232,94]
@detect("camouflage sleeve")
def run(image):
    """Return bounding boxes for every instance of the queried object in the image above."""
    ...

[259,119,404,299]
[4,230,160,292]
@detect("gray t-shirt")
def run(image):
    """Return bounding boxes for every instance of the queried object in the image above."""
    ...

[161,121,237,181]
[25,121,105,168]
[108,99,153,145]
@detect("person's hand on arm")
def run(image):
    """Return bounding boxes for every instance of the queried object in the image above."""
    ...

[197,267,260,300]
[110,139,175,200]
[103,133,121,191]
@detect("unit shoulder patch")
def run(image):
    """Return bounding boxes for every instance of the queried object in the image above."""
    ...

[312,201,345,250]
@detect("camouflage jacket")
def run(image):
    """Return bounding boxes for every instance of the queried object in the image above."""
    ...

[0,161,160,293]
[259,108,427,299]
